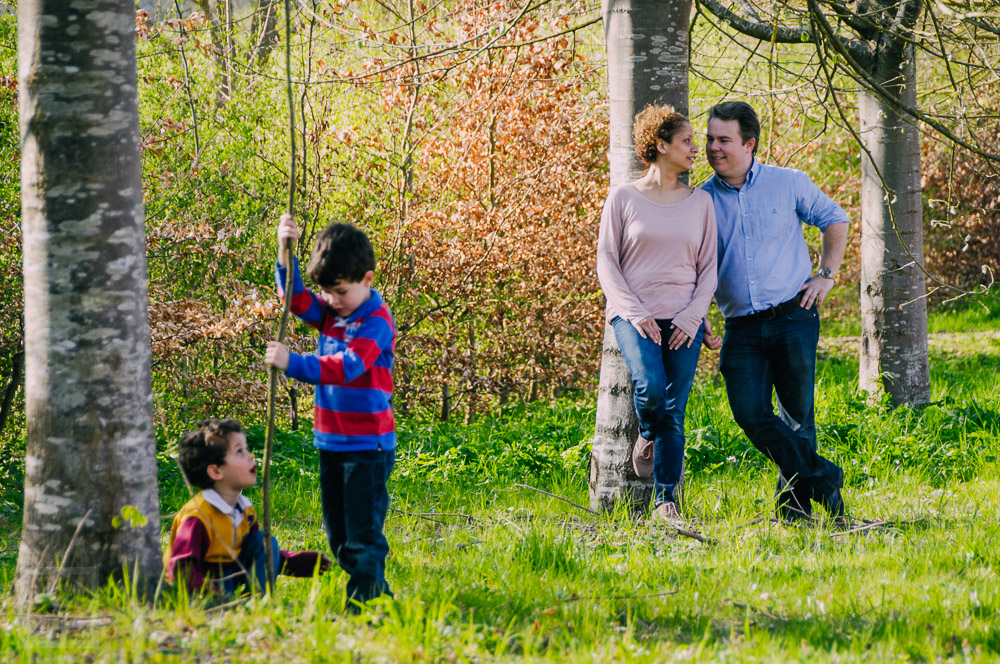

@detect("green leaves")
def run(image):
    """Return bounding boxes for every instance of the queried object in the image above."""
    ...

[111,505,149,529]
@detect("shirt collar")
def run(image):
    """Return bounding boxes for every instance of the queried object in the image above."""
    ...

[202,488,252,526]
[342,288,383,323]
[715,158,760,191]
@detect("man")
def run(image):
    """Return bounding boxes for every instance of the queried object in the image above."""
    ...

[701,101,849,522]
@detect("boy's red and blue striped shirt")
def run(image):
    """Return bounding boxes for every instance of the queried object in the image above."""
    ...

[277,260,396,451]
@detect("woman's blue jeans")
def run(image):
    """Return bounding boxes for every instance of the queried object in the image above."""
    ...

[612,317,704,506]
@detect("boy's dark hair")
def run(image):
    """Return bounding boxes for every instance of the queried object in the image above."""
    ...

[177,419,243,490]
[708,101,761,156]
[306,222,376,287]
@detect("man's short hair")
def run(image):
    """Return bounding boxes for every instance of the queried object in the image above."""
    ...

[708,101,760,156]
[306,222,376,287]
[177,419,243,490]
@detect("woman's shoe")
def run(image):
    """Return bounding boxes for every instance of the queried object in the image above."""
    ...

[653,501,685,527]
[632,436,654,478]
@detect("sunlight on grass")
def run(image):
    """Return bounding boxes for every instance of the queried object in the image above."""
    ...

[3,333,1000,661]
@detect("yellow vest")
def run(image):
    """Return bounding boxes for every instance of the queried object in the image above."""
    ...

[167,491,258,566]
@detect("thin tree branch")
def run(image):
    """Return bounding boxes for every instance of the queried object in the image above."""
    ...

[513,483,599,515]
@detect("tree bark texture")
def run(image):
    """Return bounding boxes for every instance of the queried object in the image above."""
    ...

[858,47,931,407]
[590,0,692,513]
[15,0,161,603]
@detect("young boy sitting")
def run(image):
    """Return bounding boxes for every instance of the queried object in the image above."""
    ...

[265,214,397,610]
[166,418,330,595]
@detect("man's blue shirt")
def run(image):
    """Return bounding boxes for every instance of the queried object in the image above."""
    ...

[702,160,849,319]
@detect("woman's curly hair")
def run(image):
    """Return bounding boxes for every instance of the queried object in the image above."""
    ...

[633,104,690,165]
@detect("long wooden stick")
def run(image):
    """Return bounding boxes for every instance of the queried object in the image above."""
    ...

[262,0,299,596]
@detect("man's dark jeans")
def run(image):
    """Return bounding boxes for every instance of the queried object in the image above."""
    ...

[719,303,841,500]
[319,448,395,607]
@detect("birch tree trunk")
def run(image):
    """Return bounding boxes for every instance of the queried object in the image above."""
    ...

[858,47,931,407]
[15,0,161,603]
[590,0,691,513]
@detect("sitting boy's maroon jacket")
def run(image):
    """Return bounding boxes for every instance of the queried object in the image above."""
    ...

[166,489,325,591]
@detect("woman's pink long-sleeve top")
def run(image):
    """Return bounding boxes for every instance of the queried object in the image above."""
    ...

[596,184,718,339]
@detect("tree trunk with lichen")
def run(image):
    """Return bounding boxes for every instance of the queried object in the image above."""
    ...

[14,0,161,604]
[858,45,930,407]
[589,0,691,514]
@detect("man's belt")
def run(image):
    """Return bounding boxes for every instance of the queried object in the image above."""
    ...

[728,293,803,323]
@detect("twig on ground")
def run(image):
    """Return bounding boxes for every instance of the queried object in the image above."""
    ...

[24,614,114,631]
[730,516,768,530]
[512,484,599,516]
[204,595,251,613]
[731,600,788,622]
[675,527,716,545]
[390,507,479,524]
[830,519,894,537]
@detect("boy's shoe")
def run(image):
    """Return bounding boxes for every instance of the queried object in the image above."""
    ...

[632,436,654,478]
[775,476,812,522]
[653,501,685,527]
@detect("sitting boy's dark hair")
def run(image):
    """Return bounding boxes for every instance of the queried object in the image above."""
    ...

[306,222,376,287]
[177,419,243,490]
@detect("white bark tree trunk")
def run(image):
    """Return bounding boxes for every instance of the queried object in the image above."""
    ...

[590,0,691,513]
[858,47,931,407]
[15,0,161,603]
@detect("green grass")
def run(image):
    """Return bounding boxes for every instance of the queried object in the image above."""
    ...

[928,298,1000,334]
[3,331,1000,661]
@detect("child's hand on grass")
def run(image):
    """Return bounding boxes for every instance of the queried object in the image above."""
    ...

[265,341,290,370]
[277,214,299,266]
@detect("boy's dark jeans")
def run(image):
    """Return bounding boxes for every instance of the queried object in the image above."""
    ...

[319,448,395,607]
[219,530,281,596]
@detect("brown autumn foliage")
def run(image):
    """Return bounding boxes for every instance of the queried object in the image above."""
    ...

[381,12,609,416]
[922,118,1000,300]
[121,1,611,430]
[5,3,997,438]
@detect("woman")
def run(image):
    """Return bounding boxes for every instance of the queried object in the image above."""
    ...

[596,105,718,524]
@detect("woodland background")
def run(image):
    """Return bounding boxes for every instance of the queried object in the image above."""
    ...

[1,0,999,506]
[4,1,1000,659]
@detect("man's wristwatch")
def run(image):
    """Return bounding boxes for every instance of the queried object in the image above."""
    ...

[818,267,837,281]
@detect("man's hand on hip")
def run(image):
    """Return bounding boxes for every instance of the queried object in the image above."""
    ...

[798,275,835,309]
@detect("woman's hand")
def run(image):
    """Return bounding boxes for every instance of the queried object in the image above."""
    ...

[634,317,662,345]
[666,325,693,350]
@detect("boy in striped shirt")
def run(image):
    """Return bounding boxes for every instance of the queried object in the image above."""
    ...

[265,214,397,610]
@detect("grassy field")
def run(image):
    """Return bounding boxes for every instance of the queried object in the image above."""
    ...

[2,329,1000,662]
